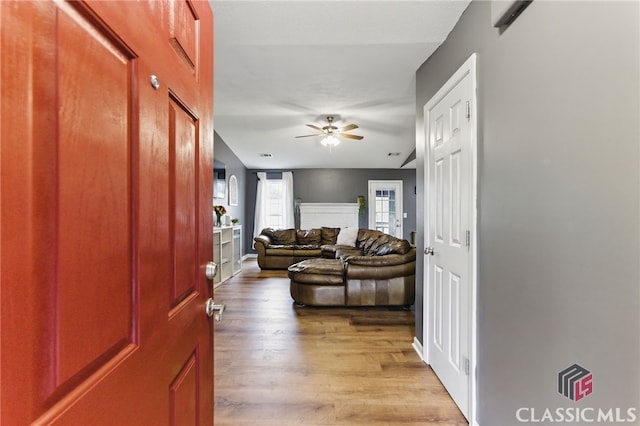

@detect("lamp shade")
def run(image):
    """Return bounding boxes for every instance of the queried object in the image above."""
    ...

[321,135,340,147]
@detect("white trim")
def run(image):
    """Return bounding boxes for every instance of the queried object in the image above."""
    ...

[412,337,424,361]
[242,253,257,260]
[422,52,478,425]
[228,174,238,206]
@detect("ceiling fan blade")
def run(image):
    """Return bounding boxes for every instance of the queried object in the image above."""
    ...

[306,124,324,132]
[339,123,358,132]
[295,134,321,138]
[339,133,364,140]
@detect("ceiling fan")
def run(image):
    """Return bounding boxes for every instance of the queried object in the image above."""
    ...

[295,116,363,146]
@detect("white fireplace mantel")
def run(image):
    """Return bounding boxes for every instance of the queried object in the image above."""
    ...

[299,203,359,229]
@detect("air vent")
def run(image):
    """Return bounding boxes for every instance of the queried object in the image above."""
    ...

[388,152,400,157]
[260,153,272,157]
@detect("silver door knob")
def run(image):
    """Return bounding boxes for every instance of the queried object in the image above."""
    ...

[205,298,225,321]
[205,261,217,280]
[424,247,434,256]
[149,75,160,90]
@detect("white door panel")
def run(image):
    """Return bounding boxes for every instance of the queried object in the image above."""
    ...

[424,55,476,420]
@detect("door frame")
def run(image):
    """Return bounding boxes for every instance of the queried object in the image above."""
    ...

[422,53,478,424]
[367,180,404,238]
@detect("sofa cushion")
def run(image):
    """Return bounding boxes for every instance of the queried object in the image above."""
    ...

[288,258,345,285]
[357,229,386,252]
[289,258,344,275]
[366,234,392,255]
[372,238,412,256]
[334,246,364,260]
[294,244,321,250]
[346,251,416,268]
[336,227,358,246]
[321,227,340,245]
[293,246,322,257]
[296,228,321,245]
[262,228,297,245]
[266,245,295,255]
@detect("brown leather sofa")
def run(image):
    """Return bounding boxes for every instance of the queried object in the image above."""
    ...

[253,227,340,270]
[254,227,416,307]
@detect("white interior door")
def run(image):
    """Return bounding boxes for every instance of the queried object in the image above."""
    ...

[368,180,403,238]
[423,54,476,421]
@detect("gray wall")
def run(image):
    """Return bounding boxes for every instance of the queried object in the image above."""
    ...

[245,168,416,252]
[415,1,639,424]
[213,132,248,253]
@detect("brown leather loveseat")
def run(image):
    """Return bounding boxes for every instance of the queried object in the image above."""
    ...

[253,227,340,270]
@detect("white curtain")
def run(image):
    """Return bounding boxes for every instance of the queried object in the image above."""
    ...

[253,172,268,240]
[253,171,295,243]
[282,171,295,229]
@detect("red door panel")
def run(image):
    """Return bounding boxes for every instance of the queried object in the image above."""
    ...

[170,96,199,306]
[57,3,135,388]
[0,1,214,424]
[170,352,199,425]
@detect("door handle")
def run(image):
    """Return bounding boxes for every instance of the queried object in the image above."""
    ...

[204,262,224,321]
[424,247,434,256]
[205,261,217,280]
[206,299,225,321]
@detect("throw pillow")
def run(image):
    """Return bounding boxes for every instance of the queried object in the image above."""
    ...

[336,227,358,247]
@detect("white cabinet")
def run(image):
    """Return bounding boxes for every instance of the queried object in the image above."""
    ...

[213,225,242,287]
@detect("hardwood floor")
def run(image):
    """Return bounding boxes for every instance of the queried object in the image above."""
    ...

[213,259,467,425]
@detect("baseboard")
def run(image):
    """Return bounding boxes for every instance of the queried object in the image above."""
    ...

[412,337,424,361]
[242,254,257,260]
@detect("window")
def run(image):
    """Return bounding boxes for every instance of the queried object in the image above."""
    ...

[265,179,284,228]
[253,171,295,240]
[374,189,395,234]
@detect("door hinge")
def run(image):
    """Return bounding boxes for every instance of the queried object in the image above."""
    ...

[464,357,470,376]
[466,101,471,121]
[465,230,470,249]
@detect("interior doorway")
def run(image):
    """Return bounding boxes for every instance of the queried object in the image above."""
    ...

[423,53,477,422]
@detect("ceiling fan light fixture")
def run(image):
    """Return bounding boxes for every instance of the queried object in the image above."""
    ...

[295,116,362,144]
[321,135,340,147]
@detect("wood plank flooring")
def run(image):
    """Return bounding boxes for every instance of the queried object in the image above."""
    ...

[213,259,467,426]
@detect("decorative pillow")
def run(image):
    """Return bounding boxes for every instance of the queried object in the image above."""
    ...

[336,227,358,247]
[262,228,297,245]
[296,229,321,245]
[321,227,340,245]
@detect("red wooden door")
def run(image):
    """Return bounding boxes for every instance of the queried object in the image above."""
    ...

[0,1,214,424]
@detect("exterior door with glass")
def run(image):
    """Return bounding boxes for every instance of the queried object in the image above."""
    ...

[368,180,403,238]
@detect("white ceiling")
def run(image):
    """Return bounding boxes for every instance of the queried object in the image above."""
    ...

[210,0,470,169]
